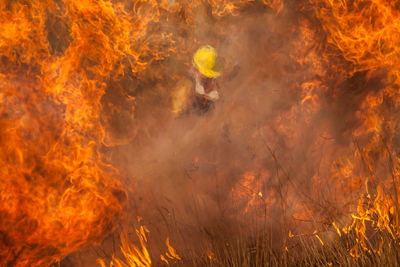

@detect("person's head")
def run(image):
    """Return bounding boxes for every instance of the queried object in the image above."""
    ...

[193,45,221,78]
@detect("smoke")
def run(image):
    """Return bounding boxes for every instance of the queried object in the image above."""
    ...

[2,0,395,265]
[79,2,388,263]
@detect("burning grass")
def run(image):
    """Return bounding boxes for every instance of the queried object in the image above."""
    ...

[83,201,400,267]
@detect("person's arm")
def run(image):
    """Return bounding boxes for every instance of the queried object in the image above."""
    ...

[195,79,205,95]
[190,68,204,95]
[205,90,219,100]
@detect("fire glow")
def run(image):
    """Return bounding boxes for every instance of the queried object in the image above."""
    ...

[1,0,400,266]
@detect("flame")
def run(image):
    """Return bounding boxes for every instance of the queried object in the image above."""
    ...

[1,1,287,264]
[232,170,275,215]
[0,0,133,265]
[98,224,181,267]
[306,0,400,256]
[108,227,152,267]
[160,237,182,264]
[4,0,400,264]
[313,0,400,75]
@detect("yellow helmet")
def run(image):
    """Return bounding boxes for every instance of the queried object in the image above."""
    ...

[193,45,221,78]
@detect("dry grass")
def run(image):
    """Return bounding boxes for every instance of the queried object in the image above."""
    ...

[170,229,400,266]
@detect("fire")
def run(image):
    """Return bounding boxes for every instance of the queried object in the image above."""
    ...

[106,226,152,267]
[1,0,285,265]
[312,0,400,239]
[232,170,275,215]
[0,0,132,265]
[98,223,181,267]
[160,238,182,264]
[3,0,400,265]
[313,0,400,75]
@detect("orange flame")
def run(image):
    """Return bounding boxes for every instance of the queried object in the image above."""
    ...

[5,0,400,264]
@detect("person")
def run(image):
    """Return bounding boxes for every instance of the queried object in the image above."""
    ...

[191,45,221,113]
[171,45,222,116]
